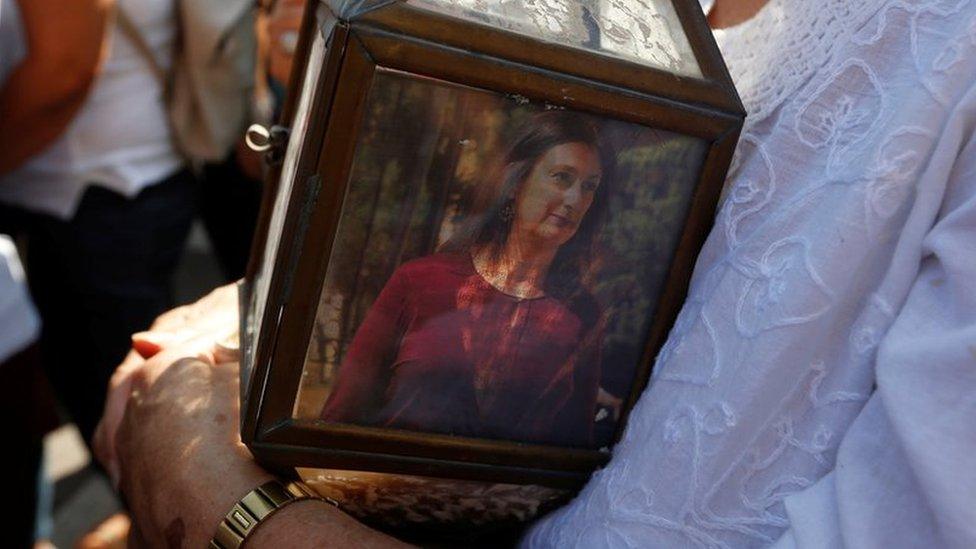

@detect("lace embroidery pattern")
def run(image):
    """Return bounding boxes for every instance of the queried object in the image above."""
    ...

[713,0,890,124]
[793,59,885,178]
[729,238,834,338]
[525,0,976,547]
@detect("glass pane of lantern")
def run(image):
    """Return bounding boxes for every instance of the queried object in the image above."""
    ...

[293,69,709,449]
[405,0,701,77]
[246,24,330,372]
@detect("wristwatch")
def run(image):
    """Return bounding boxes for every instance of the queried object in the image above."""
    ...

[210,479,336,548]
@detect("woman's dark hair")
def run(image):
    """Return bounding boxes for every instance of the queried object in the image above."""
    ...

[443,110,613,327]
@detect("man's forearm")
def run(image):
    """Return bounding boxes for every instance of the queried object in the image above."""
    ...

[247,500,410,548]
[129,444,410,548]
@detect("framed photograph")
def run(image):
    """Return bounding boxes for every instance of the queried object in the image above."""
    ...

[293,70,710,454]
[240,0,743,490]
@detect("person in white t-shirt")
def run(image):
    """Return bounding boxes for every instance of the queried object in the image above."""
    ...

[94,0,976,547]
[0,0,195,445]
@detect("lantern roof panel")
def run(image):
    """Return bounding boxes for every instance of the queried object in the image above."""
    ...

[402,0,701,77]
[321,0,396,18]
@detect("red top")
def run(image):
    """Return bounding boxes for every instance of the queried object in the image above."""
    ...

[320,253,602,447]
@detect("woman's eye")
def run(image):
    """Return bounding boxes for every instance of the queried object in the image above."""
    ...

[582,179,599,192]
[550,171,573,185]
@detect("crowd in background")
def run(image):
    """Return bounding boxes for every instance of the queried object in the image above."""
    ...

[0,0,302,545]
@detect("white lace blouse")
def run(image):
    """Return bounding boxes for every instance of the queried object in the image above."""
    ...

[525,0,976,547]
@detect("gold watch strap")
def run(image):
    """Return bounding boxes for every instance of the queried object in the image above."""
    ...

[210,480,334,548]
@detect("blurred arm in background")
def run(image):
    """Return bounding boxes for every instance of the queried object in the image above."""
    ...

[265,0,304,89]
[0,0,114,175]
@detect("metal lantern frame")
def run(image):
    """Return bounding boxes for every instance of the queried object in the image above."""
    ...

[240,0,744,488]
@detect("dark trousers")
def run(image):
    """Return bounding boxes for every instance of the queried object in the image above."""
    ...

[0,343,54,547]
[0,169,195,443]
[199,154,262,281]
[5,437,42,547]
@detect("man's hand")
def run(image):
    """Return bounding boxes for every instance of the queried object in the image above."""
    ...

[92,349,145,488]
[115,346,408,548]
[90,283,262,546]
[131,282,241,359]
[94,283,409,547]
[115,351,273,548]
[93,284,240,487]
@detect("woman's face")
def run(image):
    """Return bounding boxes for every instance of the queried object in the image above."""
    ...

[512,142,602,248]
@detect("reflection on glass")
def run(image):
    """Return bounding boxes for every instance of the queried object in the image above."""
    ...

[247,25,330,376]
[406,0,701,77]
[297,467,567,526]
[294,70,707,449]
[322,0,396,18]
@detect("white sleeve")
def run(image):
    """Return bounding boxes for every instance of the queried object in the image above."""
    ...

[0,236,39,364]
[773,87,976,549]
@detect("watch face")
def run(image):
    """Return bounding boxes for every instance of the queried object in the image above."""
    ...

[213,480,321,547]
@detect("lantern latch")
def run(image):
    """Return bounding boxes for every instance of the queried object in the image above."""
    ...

[245,124,291,166]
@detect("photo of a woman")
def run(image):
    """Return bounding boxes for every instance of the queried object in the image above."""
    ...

[319,111,610,447]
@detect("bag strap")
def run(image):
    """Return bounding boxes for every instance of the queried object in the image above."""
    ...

[115,7,168,87]
[115,5,193,164]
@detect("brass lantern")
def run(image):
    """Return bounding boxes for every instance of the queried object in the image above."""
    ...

[240,0,742,538]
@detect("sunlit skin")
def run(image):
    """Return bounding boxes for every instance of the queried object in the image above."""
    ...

[707,0,769,29]
[474,142,602,299]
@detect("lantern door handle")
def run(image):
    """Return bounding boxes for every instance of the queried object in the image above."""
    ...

[245,124,291,166]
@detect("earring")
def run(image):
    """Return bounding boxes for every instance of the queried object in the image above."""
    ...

[500,201,515,222]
